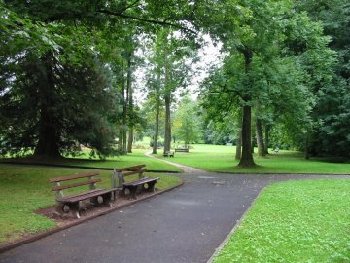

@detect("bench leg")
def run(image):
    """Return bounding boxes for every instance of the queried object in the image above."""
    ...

[131,186,138,199]
[102,193,113,207]
[147,181,157,192]
[54,203,64,217]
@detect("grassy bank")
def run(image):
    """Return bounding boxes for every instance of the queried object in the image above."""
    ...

[0,164,181,244]
[1,149,181,172]
[162,144,350,174]
[213,179,350,262]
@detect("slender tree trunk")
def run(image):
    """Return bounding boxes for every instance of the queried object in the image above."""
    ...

[238,48,256,168]
[152,95,160,154]
[163,45,172,154]
[305,132,310,160]
[127,129,133,153]
[235,109,242,160]
[126,51,133,153]
[256,118,265,157]
[119,62,127,154]
[34,52,61,159]
[163,93,171,153]
[263,125,269,155]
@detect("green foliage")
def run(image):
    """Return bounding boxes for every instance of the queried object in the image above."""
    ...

[214,179,350,262]
[173,96,203,145]
[0,50,119,157]
[296,0,350,158]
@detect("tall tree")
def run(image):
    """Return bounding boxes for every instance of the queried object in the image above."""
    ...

[200,0,334,167]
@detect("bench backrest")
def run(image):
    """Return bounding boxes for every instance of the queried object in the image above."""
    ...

[112,165,146,188]
[50,172,100,199]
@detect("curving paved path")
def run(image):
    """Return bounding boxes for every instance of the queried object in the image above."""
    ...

[1,157,349,263]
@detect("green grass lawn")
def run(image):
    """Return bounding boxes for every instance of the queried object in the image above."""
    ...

[1,149,181,172]
[162,144,350,174]
[0,164,181,244]
[213,179,350,262]
[63,149,181,171]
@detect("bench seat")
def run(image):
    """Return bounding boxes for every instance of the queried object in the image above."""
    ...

[57,188,119,204]
[50,172,119,218]
[122,176,159,199]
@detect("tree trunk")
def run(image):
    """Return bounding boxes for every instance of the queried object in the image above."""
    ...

[256,118,265,157]
[126,51,133,153]
[163,44,172,154]
[127,129,133,153]
[238,47,256,168]
[152,96,160,154]
[235,109,242,160]
[34,107,60,158]
[238,105,255,167]
[305,132,310,160]
[163,93,171,153]
[152,65,161,155]
[34,52,61,159]
[263,125,269,155]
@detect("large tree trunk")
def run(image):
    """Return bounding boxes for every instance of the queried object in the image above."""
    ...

[238,105,255,167]
[238,47,256,168]
[163,93,171,153]
[34,53,61,159]
[235,109,242,160]
[263,125,269,155]
[34,107,60,158]
[256,118,265,157]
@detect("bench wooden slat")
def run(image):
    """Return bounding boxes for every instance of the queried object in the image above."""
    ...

[52,178,102,191]
[121,168,146,177]
[57,188,119,203]
[123,177,158,187]
[175,148,189,152]
[49,172,99,183]
[114,164,146,172]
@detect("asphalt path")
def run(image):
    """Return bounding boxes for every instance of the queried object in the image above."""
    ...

[1,160,349,263]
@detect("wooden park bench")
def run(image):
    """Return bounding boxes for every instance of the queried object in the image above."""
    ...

[163,151,175,157]
[175,147,189,153]
[50,172,119,218]
[113,165,159,199]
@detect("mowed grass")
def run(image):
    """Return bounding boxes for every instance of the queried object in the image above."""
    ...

[214,179,350,263]
[62,149,181,171]
[0,164,181,244]
[163,144,350,174]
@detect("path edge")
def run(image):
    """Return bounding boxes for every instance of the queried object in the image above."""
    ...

[206,188,264,263]
[0,179,184,254]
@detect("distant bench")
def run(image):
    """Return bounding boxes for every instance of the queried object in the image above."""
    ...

[50,172,119,218]
[175,148,189,153]
[163,151,175,157]
[113,165,159,199]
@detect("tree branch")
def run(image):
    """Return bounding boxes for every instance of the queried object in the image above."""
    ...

[97,9,196,34]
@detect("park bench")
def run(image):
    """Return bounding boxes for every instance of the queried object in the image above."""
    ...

[50,172,119,218]
[163,151,175,157]
[113,165,159,199]
[175,148,189,153]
